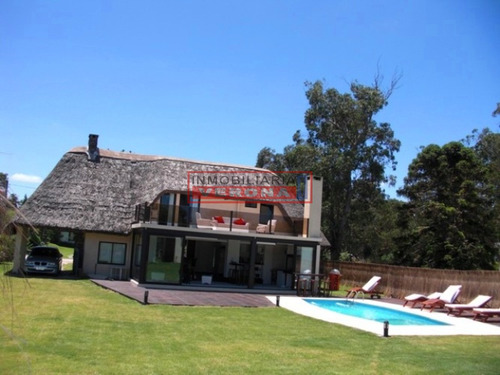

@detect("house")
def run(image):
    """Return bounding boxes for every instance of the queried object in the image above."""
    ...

[12,135,326,290]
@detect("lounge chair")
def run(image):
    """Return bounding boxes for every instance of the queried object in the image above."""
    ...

[256,219,277,234]
[445,295,492,316]
[346,276,382,299]
[195,212,215,229]
[472,308,500,322]
[403,291,442,308]
[420,285,462,312]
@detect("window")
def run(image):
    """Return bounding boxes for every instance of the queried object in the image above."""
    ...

[98,242,126,265]
[145,235,183,283]
[178,193,199,227]
[245,202,257,208]
[158,193,175,225]
[295,246,314,273]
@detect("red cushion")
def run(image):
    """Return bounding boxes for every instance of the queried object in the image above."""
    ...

[214,216,224,223]
[234,218,246,225]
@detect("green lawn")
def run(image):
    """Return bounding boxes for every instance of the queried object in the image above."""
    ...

[1,265,500,375]
[48,243,74,258]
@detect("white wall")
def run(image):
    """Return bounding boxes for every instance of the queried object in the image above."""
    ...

[83,232,132,279]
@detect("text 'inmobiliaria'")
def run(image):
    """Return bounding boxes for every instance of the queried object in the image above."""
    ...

[187,171,313,204]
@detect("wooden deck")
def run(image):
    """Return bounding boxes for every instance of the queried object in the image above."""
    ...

[92,279,279,307]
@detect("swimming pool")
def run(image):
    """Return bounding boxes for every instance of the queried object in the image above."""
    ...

[304,298,449,326]
[267,296,500,337]
[269,296,500,336]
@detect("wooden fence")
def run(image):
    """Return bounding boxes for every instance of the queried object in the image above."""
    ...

[323,261,500,306]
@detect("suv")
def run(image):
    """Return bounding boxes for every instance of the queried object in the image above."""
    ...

[24,246,63,275]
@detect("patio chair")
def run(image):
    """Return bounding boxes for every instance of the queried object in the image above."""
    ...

[420,285,462,312]
[445,295,492,316]
[472,308,500,322]
[256,219,277,234]
[346,276,382,299]
[195,212,215,229]
[403,291,442,308]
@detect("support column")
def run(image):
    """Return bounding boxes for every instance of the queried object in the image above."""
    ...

[315,244,321,274]
[247,238,257,289]
[139,228,149,283]
[73,231,85,276]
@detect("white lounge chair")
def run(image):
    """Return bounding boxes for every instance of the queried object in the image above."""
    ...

[256,219,276,234]
[346,276,382,299]
[420,285,462,312]
[445,295,492,316]
[195,212,215,229]
[403,291,442,308]
[472,308,500,322]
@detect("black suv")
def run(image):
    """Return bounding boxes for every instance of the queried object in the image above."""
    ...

[24,246,63,275]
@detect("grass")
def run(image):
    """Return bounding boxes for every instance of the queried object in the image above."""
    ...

[47,243,74,258]
[46,243,74,271]
[1,267,500,374]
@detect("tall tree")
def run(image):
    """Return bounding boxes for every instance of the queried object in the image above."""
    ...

[473,128,500,250]
[257,78,401,259]
[347,197,402,263]
[492,103,500,117]
[0,195,15,262]
[396,141,497,269]
[303,79,400,259]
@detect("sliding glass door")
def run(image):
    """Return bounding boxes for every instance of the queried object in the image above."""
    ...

[145,235,183,283]
[296,245,314,273]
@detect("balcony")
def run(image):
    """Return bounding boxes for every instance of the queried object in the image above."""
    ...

[133,202,308,238]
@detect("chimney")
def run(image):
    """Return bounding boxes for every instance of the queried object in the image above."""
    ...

[302,175,323,274]
[87,134,100,162]
[303,176,323,238]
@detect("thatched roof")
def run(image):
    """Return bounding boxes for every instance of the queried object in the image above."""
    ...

[18,147,305,234]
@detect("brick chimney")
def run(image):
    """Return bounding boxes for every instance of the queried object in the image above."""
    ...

[87,134,100,162]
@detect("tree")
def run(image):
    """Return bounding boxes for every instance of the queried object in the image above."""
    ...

[8,194,20,208]
[0,172,7,197]
[257,77,401,259]
[492,103,500,117]
[347,197,402,263]
[473,128,500,190]
[304,79,401,259]
[255,147,284,171]
[0,195,15,262]
[396,141,498,269]
[473,129,500,257]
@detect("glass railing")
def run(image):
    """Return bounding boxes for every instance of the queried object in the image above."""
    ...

[134,203,308,237]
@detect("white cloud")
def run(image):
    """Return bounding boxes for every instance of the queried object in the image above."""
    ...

[11,173,43,184]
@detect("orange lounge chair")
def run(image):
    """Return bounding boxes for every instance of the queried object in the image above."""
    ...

[403,291,442,308]
[472,308,500,322]
[445,295,492,316]
[420,285,462,312]
[346,276,382,299]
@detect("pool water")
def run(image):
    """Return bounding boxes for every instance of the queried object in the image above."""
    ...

[304,299,449,326]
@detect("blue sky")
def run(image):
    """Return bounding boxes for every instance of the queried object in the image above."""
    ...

[1,0,499,200]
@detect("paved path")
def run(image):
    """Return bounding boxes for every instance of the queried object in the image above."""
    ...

[92,279,276,307]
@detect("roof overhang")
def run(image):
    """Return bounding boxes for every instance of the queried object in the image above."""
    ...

[131,223,322,246]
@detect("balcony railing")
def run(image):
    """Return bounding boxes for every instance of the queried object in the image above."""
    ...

[134,202,150,223]
[133,203,305,237]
